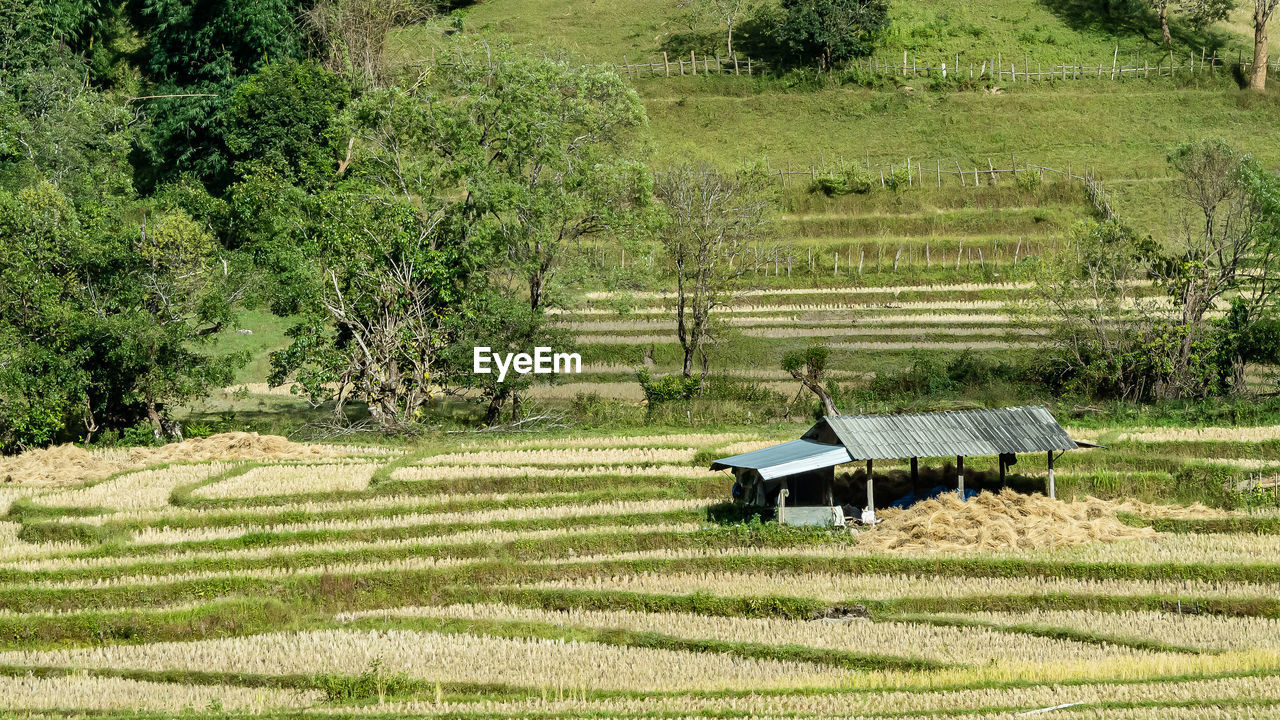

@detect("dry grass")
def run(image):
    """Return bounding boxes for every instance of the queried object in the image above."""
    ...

[35,462,238,511]
[395,462,721,481]
[859,489,1157,552]
[362,675,1280,717]
[1118,426,1280,443]
[192,461,381,499]
[416,448,697,466]
[337,603,1164,666]
[0,433,392,488]
[948,609,1280,652]
[0,629,855,692]
[12,555,473,591]
[129,498,709,545]
[0,672,320,712]
[527,570,1280,603]
[12,523,703,573]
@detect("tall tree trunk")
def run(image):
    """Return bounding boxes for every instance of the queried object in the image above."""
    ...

[145,399,165,440]
[1159,2,1172,45]
[1253,2,1272,91]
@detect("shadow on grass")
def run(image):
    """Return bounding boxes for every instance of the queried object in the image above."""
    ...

[1037,0,1235,54]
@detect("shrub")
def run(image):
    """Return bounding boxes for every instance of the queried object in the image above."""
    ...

[842,166,873,193]
[637,370,699,406]
[1015,168,1043,192]
[885,165,911,192]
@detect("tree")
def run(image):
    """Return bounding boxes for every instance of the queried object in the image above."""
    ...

[1152,140,1280,396]
[304,0,425,88]
[775,0,889,70]
[223,60,351,188]
[679,0,753,58]
[782,346,840,417]
[1252,0,1280,90]
[265,82,494,430]
[1018,219,1165,401]
[0,182,247,447]
[655,164,775,389]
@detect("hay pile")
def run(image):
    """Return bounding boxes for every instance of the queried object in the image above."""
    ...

[1089,497,1228,520]
[858,489,1157,553]
[131,432,334,464]
[0,445,129,487]
[1,432,345,487]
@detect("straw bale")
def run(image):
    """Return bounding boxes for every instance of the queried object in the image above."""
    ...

[859,489,1157,552]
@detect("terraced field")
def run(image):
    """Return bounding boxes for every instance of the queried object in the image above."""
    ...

[3,427,1280,717]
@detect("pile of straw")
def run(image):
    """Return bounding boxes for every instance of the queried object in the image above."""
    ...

[1,433,343,487]
[859,489,1157,553]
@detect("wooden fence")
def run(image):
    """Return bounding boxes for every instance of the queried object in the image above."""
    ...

[614,48,1280,82]
[762,155,1095,190]
[613,51,763,78]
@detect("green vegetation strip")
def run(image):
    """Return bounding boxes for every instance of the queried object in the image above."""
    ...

[1118,512,1280,535]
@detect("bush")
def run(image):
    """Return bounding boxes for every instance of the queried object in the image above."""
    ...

[1015,168,1043,192]
[637,370,699,406]
[885,165,911,192]
[842,166,873,193]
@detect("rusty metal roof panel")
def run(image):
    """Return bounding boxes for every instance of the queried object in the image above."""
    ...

[815,405,1078,460]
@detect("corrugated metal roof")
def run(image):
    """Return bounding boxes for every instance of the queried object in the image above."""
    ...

[806,405,1078,460]
[710,439,852,480]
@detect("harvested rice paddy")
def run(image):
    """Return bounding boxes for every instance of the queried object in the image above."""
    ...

[2,426,1280,717]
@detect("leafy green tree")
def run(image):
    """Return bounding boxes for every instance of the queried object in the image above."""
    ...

[224,60,351,188]
[0,182,246,447]
[774,0,889,70]
[782,345,840,416]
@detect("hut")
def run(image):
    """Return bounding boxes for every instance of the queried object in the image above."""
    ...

[710,406,1096,527]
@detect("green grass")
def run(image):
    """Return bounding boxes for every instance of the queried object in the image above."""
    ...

[423,0,1274,65]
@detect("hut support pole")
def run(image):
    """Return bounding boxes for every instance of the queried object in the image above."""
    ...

[865,459,874,519]
[957,456,965,497]
[910,457,919,495]
[1047,451,1055,499]
[778,478,789,523]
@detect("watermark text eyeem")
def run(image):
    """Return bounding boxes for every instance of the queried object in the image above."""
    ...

[472,347,582,382]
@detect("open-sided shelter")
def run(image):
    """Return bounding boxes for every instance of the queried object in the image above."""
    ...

[711,406,1095,526]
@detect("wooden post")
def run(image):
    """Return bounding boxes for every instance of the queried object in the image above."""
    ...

[937,159,941,186]
[858,249,864,275]
[1047,451,1055,499]
[866,459,874,514]
[999,455,1007,486]
[691,50,697,75]
[778,478,788,523]
[957,456,965,496]
[1111,46,1118,80]
[833,251,838,276]
[956,160,965,186]
[910,457,919,495]
[747,57,752,75]
[664,51,670,77]
[623,55,633,80]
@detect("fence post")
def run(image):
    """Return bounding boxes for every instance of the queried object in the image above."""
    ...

[833,252,838,276]
[663,52,670,77]
[623,55,633,80]
[1111,46,1117,80]
[956,160,965,186]
[747,57,752,74]
[691,51,697,76]
[937,159,941,186]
